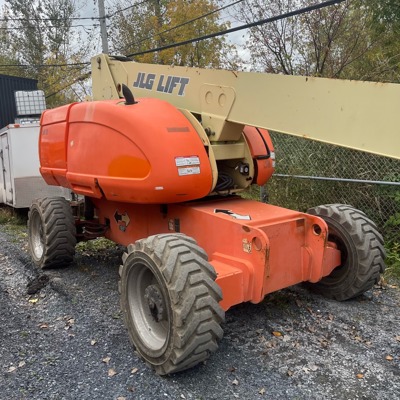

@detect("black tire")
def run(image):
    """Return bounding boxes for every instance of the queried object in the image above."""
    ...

[119,233,224,375]
[307,204,386,301]
[28,197,76,269]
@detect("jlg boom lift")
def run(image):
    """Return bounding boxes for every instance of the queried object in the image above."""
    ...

[27,54,398,374]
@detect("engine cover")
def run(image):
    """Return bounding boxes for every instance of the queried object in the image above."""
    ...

[39,99,213,203]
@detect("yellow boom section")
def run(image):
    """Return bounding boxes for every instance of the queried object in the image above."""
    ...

[92,54,400,160]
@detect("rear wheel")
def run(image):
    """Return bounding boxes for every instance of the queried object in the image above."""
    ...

[28,197,76,269]
[307,204,385,301]
[119,233,224,375]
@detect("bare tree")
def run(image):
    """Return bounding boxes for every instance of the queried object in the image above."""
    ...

[234,0,376,79]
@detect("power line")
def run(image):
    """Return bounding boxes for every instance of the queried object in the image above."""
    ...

[45,71,91,99]
[0,62,90,68]
[0,24,99,30]
[107,0,150,19]
[0,0,150,22]
[127,0,346,57]
[119,0,245,53]
[0,16,98,22]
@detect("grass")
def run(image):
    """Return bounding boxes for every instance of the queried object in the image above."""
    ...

[0,206,27,225]
[384,242,400,280]
[0,206,28,241]
[76,237,117,252]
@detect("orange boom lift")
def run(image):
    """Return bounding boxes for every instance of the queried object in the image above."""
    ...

[27,54,394,374]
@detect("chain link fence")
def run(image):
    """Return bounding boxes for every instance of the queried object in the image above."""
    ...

[246,132,400,236]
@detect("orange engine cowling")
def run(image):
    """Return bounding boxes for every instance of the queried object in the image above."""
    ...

[39,99,213,204]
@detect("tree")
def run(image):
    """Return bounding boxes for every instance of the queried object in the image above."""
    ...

[109,0,238,68]
[349,0,400,82]
[0,6,20,76]
[234,0,376,79]
[2,0,91,106]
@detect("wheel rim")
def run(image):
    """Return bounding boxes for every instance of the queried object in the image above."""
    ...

[30,210,45,260]
[127,261,170,353]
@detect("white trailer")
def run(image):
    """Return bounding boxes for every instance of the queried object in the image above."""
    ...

[0,123,70,208]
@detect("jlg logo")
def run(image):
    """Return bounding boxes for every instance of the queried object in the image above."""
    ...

[133,72,190,96]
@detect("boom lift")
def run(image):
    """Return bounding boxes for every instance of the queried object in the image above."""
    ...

[27,54,396,374]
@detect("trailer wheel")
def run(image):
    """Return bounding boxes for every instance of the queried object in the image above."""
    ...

[307,204,386,301]
[119,233,224,375]
[28,197,76,269]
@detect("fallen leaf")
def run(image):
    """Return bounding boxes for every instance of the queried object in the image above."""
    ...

[180,395,186,399]
[8,366,17,373]
[395,336,400,342]
[272,331,282,337]
[356,373,364,379]
[232,378,239,386]
[287,369,294,377]
[259,388,266,395]
[131,367,138,374]
[102,357,111,364]
[67,318,75,325]
[39,324,49,329]
[386,355,394,361]
[91,340,97,346]
[108,368,117,377]
[29,298,38,304]
[117,397,126,400]
[18,361,26,368]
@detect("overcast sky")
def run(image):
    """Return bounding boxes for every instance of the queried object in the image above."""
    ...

[0,0,249,65]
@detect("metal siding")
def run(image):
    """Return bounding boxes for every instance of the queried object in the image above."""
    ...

[0,75,38,128]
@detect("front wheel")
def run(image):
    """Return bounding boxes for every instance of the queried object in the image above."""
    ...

[307,204,386,301]
[119,233,224,375]
[28,197,76,269]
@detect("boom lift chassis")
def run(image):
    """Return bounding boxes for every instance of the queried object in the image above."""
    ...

[27,54,391,374]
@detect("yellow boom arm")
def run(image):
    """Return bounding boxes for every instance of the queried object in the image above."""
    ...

[92,54,400,160]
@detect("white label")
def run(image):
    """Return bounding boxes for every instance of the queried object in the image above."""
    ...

[178,166,200,176]
[175,156,200,167]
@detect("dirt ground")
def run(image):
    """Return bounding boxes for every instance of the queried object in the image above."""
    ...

[0,222,399,400]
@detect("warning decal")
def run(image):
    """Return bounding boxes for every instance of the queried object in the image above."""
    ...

[175,156,200,167]
[178,166,201,176]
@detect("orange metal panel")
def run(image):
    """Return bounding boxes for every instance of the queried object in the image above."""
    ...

[39,99,213,203]
[242,126,275,185]
[92,196,340,311]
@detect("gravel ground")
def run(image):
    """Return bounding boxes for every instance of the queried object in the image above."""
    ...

[0,220,399,400]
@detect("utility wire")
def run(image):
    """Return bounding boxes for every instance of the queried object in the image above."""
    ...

[127,0,346,57]
[0,62,90,68]
[0,24,99,30]
[45,71,91,99]
[0,16,98,22]
[119,0,245,53]
[107,0,150,19]
[0,0,150,22]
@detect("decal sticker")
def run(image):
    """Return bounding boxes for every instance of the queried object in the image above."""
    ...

[114,210,131,232]
[175,156,200,167]
[133,72,190,96]
[214,209,251,220]
[178,166,200,176]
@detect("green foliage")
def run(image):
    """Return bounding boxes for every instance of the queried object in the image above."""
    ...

[0,206,26,226]
[76,237,118,252]
[109,0,239,68]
